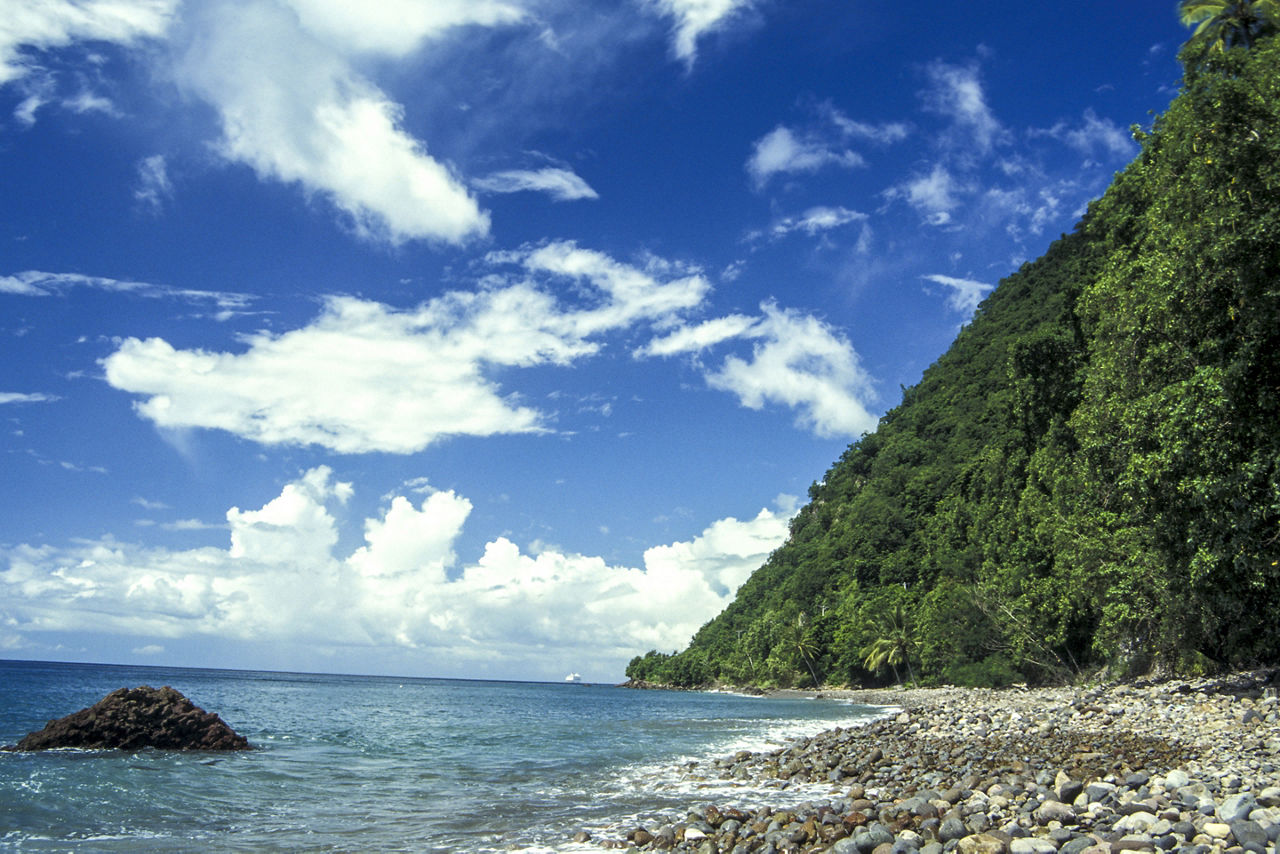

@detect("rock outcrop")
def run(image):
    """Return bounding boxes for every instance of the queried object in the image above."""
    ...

[3,685,251,751]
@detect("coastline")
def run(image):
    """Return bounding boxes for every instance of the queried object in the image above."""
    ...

[583,670,1280,852]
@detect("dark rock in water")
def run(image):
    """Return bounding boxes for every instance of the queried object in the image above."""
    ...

[2,685,251,752]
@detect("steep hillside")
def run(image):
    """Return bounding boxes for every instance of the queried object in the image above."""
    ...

[628,32,1280,688]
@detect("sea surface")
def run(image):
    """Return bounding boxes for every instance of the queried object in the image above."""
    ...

[0,660,886,852]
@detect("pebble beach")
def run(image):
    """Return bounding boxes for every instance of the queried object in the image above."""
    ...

[581,670,1280,854]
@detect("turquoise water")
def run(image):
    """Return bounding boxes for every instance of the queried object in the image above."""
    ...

[0,660,883,851]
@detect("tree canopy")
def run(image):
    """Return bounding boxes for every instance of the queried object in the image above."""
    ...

[627,25,1280,689]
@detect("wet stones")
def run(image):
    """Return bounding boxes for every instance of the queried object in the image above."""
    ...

[579,668,1280,852]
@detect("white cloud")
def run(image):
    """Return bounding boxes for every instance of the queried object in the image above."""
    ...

[1036,109,1136,160]
[824,106,910,145]
[644,0,756,67]
[171,0,491,246]
[0,0,176,86]
[0,469,795,679]
[0,392,58,405]
[706,303,877,438]
[134,154,172,212]
[634,314,758,358]
[921,60,1007,156]
[133,643,165,655]
[472,167,599,201]
[746,126,865,189]
[102,242,711,453]
[923,274,994,317]
[283,0,528,57]
[0,269,252,312]
[888,163,964,226]
[763,206,867,240]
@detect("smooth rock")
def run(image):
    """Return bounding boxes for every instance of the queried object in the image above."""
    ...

[941,817,970,843]
[1086,783,1118,804]
[1201,823,1233,840]
[1229,820,1267,849]
[1010,838,1059,854]
[1115,813,1159,834]
[1220,794,1258,823]
[958,834,1011,854]
[1036,802,1078,826]
[1256,787,1280,808]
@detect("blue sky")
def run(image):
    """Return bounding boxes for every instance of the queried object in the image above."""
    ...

[1,0,1189,682]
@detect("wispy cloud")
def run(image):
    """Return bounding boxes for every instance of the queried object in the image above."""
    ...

[643,0,757,68]
[886,164,965,227]
[472,167,598,201]
[0,392,59,405]
[705,303,877,439]
[746,126,865,189]
[0,0,177,86]
[921,59,1008,157]
[1033,109,1137,160]
[923,273,994,317]
[134,154,172,212]
[0,270,252,313]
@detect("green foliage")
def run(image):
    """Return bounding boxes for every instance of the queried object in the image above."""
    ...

[633,27,1280,689]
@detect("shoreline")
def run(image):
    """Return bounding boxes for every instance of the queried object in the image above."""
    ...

[581,670,1280,852]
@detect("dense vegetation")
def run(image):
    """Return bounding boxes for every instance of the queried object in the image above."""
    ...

[628,19,1280,689]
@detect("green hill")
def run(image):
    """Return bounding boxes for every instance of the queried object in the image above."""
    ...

[628,27,1280,689]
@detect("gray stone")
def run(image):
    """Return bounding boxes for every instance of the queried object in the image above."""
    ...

[1086,782,1117,803]
[1058,837,1094,854]
[1115,813,1159,834]
[1220,794,1259,823]
[1256,787,1280,808]
[832,841,861,854]
[1058,781,1085,804]
[1164,771,1191,789]
[941,818,970,843]
[1035,801,1078,826]
[859,828,896,853]
[1009,839,1059,854]
[1231,820,1268,849]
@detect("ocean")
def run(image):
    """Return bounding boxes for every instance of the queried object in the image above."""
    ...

[0,660,886,851]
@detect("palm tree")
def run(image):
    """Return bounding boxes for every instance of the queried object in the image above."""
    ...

[1179,0,1279,50]
[861,603,918,685]
[788,612,822,688]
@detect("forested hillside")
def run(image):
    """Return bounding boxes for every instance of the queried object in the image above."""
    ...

[628,18,1280,688]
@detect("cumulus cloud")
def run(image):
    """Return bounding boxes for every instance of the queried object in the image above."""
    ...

[472,167,599,201]
[923,274,994,318]
[0,468,795,679]
[170,0,491,247]
[0,0,176,86]
[644,0,756,67]
[102,242,711,453]
[706,303,877,439]
[746,126,865,189]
